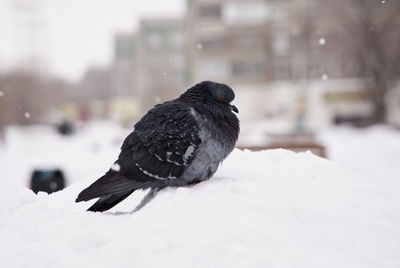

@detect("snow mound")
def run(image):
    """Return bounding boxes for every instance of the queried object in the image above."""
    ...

[1,149,399,268]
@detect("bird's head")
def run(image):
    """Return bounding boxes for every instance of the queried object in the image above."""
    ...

[180,81,239,113]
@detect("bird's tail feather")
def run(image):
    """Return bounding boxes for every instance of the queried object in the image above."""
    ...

[75,170,152,203]
[87,190,135,212]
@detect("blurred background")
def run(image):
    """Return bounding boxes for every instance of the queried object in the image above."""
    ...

[1,0,400,192]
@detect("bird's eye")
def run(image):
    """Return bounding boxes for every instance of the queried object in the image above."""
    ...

[220,96,225,100]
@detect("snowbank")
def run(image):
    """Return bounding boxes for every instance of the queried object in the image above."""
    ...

[1,149,399,268]
[318,125,400,185]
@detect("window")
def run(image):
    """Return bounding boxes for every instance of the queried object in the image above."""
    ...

[223,1,270,24]
[198,60,230,80]
[308,63,322,78]
[200,37,224,51]
[273,62,291,80]
[236,36,259,50]
[232,61,262,76]
[115,35,135,60]
[272,34,289,56]
[198,4,221,19]
[169,54,184,68]
[168,32,184,48]
[147,33,162,50]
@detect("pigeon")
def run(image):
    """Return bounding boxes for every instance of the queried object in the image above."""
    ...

[75,81,240,212]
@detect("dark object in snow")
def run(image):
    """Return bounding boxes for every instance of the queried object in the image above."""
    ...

[76,81,240,212]
[30,169,66,194]
[57,120,74,136]
[334,115,375,128]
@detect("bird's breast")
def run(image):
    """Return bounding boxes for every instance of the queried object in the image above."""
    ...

[180,113,235,184]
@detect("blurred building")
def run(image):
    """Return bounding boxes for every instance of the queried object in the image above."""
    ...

[186,0,361,84]
[386,83,400,128]
[185,0,369,131]
[113,33,138,97]
[113,18,188,112]
[187,0,272,84]
[137,18,189,110]
[111,0,399,131]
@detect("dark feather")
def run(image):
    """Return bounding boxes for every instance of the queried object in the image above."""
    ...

[75,170,153,202]
[87,190,135,212]
[119,102,201,180]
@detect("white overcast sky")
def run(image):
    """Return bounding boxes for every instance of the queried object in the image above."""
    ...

[0,0,184,82]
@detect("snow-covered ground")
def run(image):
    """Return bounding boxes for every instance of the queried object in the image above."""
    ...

[0,122,399,267]
[318,125,400,186]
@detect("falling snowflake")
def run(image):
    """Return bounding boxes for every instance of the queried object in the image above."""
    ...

[381,0,386,3]
[319,38,326,46]
[322,74,328,80]
[196,43,203,50]
[24,112,31,118]
[163,72,167,76]
[0,91,4,97]
[154,96,161,103]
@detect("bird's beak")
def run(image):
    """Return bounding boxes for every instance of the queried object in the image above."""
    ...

[230,104,239,113]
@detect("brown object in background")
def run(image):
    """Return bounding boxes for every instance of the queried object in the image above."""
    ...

[237,133,326,158]
[237,143,326,158]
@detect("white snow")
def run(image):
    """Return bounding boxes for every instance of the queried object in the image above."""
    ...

[319,38,326,46]
[318,125,400,186]
[1,122,400,267]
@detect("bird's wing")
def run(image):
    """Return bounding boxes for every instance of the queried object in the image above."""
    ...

[119,102,201,181]
[75,102,201,203]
